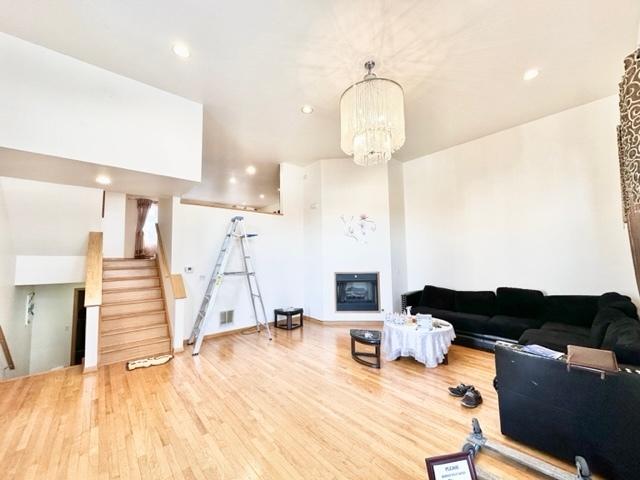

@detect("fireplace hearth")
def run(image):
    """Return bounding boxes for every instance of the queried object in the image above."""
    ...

[336,273,379,312]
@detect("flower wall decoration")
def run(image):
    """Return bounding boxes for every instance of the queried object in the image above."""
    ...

[340,214,377,244]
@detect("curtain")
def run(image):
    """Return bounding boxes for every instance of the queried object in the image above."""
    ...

[618,48,640,293]
[134,199,153,259]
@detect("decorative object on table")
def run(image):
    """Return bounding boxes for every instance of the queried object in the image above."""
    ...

[126,354,173,371]
[618,47,640,295]
[340,214,376,243]
[274,307,304,330]
[448,384,475,398]
[416,313,433,331]
[340,60,405,166]
[425,451,477,480]
[349,329,382,368]
[460,388,483,409]
[383,314,455,367]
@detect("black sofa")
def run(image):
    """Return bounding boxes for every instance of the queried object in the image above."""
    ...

[402,285,640,364]
[495,342,640,479]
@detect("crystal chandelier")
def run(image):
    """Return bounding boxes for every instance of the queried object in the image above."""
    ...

[340,61,405,166]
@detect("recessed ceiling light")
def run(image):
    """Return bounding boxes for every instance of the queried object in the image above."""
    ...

[95,175,111,185]
[229,176,237,184]
[245,165,257,175]
[259,194,265,199]
[523,68,539,81]
[301,105,314,114]
[172,43,190,58]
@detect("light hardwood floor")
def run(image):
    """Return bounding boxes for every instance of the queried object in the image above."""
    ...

[0,323,589,479]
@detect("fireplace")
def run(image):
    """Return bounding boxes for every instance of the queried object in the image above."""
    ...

[336,273,379,312]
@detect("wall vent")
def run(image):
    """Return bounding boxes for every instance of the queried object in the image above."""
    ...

[220,310,234,325]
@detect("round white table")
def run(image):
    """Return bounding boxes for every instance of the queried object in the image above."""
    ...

[382,320,456,368]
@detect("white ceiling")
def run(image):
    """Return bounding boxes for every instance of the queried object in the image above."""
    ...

[1,0,639,205]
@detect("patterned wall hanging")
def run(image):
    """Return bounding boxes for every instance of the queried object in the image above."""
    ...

[618,48,640,293]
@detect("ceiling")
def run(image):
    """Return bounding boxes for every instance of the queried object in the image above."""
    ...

[1,0,639,206]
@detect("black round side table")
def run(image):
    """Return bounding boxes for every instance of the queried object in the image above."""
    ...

[350,329,382,368]
[274,308,303,330]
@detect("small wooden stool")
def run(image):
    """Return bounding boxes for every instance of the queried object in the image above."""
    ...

[350,329,382,368]
[274,308,303,330]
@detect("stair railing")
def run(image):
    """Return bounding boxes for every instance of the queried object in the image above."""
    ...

[83,231,103,372]
[156,223,187,352]
[0,325,15,371]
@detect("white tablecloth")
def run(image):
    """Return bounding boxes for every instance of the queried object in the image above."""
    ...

[382,320,456,368]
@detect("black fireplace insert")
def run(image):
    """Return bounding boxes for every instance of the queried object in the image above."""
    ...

[336,273,379,311]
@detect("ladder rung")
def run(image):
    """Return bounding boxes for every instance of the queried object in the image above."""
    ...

[224,271,253,276]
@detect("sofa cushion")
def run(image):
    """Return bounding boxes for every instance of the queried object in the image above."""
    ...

[541,295,599,328]
[601,318,640,365]
[590,307,632,347]
[540,322,591,336]
[518,329,594,353]
[454,290,496,316]
[496,287,545,318]
[486,315,543,340]
[411,306,490,334]
[598,292,638,319]
[419,285,455,310]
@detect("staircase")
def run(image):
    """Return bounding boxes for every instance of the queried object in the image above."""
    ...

[100,258,171,365]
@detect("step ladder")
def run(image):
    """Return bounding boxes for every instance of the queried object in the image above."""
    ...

[187,216,272,355]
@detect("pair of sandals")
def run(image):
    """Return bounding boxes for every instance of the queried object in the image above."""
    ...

[448,383,483,408]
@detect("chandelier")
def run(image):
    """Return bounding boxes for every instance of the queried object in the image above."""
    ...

[340,61,405,166]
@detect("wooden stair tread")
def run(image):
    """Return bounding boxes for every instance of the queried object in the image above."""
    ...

[102,286,161,293]
[104,265,158,271]
[102,309,165,321]
[101,323,167,337]
[100,335,170,354]
[101,297,163,307]
[104,257,155,261]
[103,275,160,283]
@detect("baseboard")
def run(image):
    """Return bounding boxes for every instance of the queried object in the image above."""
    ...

[183,321,277,346]
[303,316,383,327]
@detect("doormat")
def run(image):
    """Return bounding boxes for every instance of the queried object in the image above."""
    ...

[127,354,173,371]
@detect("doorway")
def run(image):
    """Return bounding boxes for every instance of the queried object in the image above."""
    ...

[70,288,86,366]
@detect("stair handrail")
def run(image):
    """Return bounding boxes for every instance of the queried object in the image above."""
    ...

[85,231,103,307]
[155,224,186,301]
[0,325,15,370]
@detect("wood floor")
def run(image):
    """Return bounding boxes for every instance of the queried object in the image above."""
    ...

[0,322,588,479]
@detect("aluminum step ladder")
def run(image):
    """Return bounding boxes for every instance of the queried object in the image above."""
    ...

[462,418,591,480]
[187,216,272,355]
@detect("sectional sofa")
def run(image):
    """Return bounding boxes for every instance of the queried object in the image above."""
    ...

[402,285,640,365]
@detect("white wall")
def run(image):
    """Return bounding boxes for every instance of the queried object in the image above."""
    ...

[171,164,305,338]
[1,177,102,256]
[0,32,202,182]
[102,192,126,258]
[24,283,80,374]
[124,197,138,258]
[15,256,85,285]
[388,159,408,312]
[303,159,394,321]
[0,181,30,378]
[404,95,638,301]
[302,162,324,319]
